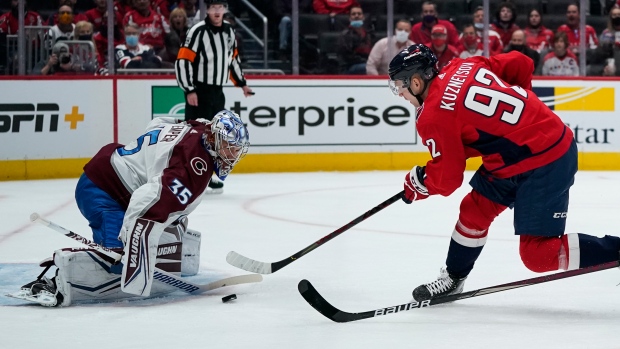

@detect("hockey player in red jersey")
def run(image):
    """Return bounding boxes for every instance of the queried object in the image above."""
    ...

[14,110,250,306]
[388,44,620,302]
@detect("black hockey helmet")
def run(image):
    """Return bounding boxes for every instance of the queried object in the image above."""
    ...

[388,44,439,98]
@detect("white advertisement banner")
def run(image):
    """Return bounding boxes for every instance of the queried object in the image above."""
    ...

[0,80,113,160]
[119,78,620,154]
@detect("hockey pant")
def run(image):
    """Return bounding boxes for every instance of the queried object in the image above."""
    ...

[447,191,620,278]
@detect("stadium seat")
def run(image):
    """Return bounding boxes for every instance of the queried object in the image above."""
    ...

[358,0,387,15]
[318,32,341,73]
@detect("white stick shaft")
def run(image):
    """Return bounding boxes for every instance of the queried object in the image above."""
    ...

[30,212,122,261]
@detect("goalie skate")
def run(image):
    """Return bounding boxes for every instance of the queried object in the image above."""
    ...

[6,277,63,307]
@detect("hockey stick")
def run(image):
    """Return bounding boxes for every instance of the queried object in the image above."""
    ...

[30,212,262,295]
[298,260,620,323]
[226,191,404,274]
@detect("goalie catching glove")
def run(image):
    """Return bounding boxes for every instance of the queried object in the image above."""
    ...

[402,165,429,204]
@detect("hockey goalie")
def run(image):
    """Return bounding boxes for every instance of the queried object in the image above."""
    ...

[9,110,250,306]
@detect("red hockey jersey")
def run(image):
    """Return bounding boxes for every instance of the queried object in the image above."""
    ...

[416,51,574,196]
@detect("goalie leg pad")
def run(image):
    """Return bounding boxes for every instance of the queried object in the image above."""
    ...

[53,247,124,306]
[53,247,180,305]
[155,218,187,275]
[182,229,201,276]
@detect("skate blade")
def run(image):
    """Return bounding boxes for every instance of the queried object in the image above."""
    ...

[204,188,223,195]
[5,291,58,307]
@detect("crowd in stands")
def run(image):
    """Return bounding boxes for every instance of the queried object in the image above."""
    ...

[1,0,620,76]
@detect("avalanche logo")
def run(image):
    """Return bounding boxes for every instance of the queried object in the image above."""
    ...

[533,86,614,111]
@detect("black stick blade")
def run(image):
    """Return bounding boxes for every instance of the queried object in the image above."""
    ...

[298,280,373,323]
[298,280,345,322]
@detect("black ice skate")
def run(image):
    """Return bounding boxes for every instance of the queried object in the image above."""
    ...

[206,176,224,194]
[412,267,467,302]
[6,276,64,307]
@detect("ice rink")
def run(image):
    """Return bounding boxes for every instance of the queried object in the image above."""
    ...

[1,171,619,349]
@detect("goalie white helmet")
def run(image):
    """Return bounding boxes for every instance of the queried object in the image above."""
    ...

[201,110,250,180]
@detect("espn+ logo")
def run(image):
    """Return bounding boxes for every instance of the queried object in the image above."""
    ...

[0,103,60,132]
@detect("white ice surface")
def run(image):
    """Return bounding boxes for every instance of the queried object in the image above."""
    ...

[1,171,619,349]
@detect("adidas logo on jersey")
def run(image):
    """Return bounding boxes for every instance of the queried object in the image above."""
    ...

[438,73,446,79]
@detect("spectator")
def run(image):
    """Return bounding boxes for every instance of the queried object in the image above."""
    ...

[524,8,554,54]
[93,10,125,73]
[600,5,620,46]
[46,0,88,26]
[182,0,199,27]
[114,0,133,18]
[504,29,540,72]
[115,23,163,69]
[152,0,170,18]
[313,0,359,15]
[86,0,123,33]
[337,5,373,75]
[36,41,95,75]
[46,5,77,46]
[276,0,313,56]
[123,0,170,53]
[541,31,579,76]
[429,24,459,70]
[72,21,99,72]
[598,5,620,75]
[161,7,188,63]
[490,2,519,47]
[471,6,503,55]
[557,2,599,55]
[410,1,460,50]
[459,23,483,58]
[0,0,42,35]
[366,18,414,75]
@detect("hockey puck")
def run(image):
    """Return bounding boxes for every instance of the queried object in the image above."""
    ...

[222,294,237,303]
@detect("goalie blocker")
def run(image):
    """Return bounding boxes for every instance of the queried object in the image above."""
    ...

[15,219,202,307]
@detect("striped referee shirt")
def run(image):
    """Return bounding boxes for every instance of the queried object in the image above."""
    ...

[175,21,246,92]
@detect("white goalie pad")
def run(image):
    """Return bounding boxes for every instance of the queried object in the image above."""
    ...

[53,248,180,306]
[182,229,201,276]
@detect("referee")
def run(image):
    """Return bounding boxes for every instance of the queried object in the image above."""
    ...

[175,0,253,123]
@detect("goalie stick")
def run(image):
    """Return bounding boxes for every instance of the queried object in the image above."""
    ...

[29,212,262,295]
[226,191,404,274]
[298,260,620,323]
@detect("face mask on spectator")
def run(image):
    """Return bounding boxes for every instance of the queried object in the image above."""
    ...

[432,37,446,47]
[79,34,92,40]
[474,23,484,30]
[510,44,524,52]
[350,20,363,28]
[612,17,620,27]
[395,30,409,43]
[126,34,139,46]
[464,36,477,46]
[423,15,436,24]
[59,13,73,25]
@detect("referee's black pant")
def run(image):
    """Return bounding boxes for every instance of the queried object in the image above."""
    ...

[184,83,225,121]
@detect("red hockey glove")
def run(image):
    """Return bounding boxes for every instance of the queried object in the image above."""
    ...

[402,166,429,204]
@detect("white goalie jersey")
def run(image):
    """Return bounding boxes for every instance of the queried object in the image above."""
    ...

[83,117,215,296]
